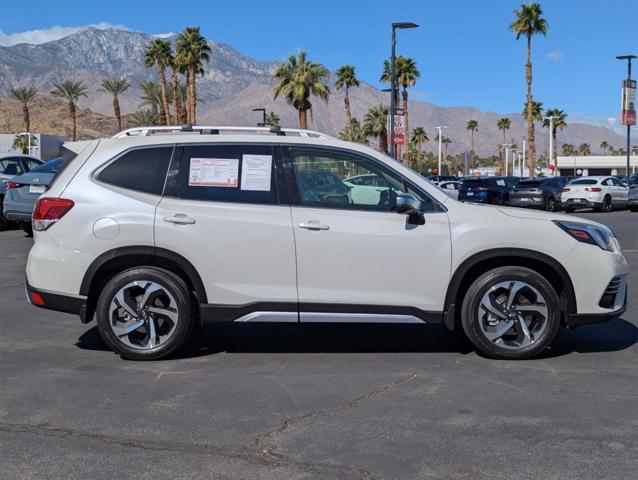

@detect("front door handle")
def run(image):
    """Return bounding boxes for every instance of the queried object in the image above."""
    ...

[164,214,196,225]
[298,221,330,231]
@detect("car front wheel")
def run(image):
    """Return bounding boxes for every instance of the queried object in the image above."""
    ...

[461,267,561,360]
[95,267,195,360]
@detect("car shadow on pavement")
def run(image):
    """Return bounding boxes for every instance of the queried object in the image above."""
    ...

[75,318,637,359]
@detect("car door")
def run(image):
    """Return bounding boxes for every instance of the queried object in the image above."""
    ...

[611,177,629,204]
[155,143,298,316]
[285,146,452,321]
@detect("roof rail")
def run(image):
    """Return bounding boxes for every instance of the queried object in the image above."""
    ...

[111,125,338,140]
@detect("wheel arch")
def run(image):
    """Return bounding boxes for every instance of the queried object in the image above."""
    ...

[443,248,577,331]
[80,246,207,323]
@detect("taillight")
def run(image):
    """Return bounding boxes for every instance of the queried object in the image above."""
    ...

[585,187,602,192]
[5,181,19,190]
[562,188,571,192]
[32,197,74,231]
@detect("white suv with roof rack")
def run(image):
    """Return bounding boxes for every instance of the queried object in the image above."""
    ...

[26,125,629,360]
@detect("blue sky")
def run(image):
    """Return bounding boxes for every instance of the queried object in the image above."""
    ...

[1,0,636,117]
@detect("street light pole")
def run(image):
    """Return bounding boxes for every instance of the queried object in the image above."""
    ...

[543,116,558,176]
[522,137,526,177]
[389,22,418,159]
[436,126,447,175]
[502,143,512,176]
[616,55,636,176]
[252,108,266,127]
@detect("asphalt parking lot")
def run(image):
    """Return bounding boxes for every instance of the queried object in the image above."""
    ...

[1,210,636,480]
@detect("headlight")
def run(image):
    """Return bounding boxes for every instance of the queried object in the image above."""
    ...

[553,220,620,252]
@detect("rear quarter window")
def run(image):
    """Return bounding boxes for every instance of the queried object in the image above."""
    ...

[98,147,173,195]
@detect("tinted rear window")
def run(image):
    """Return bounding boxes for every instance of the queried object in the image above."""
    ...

[463,179,488,187]
[98,147,173,195]
[570,179,597,185]
[517,180,543,187]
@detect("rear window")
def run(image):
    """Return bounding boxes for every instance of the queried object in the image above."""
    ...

[517,180,543,187]
[98,147,173,195]
[570,179,597,185]
[463,179,488,188]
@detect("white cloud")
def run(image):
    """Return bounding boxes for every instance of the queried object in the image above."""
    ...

[546,50,564,61]
[152,33,177,39]
[0,23,131,46]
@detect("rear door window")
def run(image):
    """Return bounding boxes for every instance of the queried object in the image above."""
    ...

[169,144,278,204]
[98,147,173,195]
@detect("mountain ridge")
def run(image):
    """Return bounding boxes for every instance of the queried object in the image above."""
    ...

[0,27,632,155]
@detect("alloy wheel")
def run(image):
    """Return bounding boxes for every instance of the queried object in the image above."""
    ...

[477,281,548,350]
[109,280,179,350]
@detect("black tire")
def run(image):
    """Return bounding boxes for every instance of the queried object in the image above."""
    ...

[95,267,194,360]
[492,195,504,205]
[0,197,10,231]
[631,205,638,213]
[20,222,33,237]
[564,206,574,213]
[461,266,561,360]
[595,195,612,213]
[545,196,557,212]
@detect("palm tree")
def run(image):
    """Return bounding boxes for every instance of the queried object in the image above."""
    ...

[466,120,479,152]
[335,65,360,141]
[273,51,330,130]
[578,143,591,156]
[12,133,38,154]
[168,54,183,124]
[50,80,88,141]
[362,104,389,153]
[264,111,280,126]
[600,141,609,154]
[172,81,189,123]
[339,118,367,144]
[497,117,511,170]
[9,86,38,133]
[511,2,548,176]
[145,38,173,125]
[381,56,420,165]
[100,78,129,131]
[411,126,428,156]
[176,27,211,124]
[542,108,567,163]
[128,109,159,127]
[615,148,626,157]
[442,136,452,164]
[139,81,163,116]
[562,143,575,156]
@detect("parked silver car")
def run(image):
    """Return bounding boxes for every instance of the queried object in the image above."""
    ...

[2,157,63,235]
[0,154,42,229]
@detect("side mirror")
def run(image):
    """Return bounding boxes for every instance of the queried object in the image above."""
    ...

[396,193,422,215]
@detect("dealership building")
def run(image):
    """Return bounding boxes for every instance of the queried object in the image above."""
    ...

[0,133,66,161]
[556,154,637,177]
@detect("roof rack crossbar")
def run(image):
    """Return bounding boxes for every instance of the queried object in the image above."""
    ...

[112,125,337,140]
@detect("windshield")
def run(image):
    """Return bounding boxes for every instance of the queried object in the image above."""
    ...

[31,157,64,173]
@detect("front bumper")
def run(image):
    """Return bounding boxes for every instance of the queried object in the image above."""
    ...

[566,291,627,327]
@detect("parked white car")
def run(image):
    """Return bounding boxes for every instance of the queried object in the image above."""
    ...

[342,173,393,205]
[562,176,629,213]
[438,181,462,200]
[25,126,629,361]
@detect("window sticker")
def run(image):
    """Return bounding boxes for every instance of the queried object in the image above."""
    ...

[189,158,239,187]
[240,154,272,191]
[496,179,506,186]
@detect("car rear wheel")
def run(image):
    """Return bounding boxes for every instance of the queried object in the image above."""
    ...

[461,267,561,360]
[595,195,612,213]
[545,196,557,212]
[95,267,195,360]
[631,205,637,212]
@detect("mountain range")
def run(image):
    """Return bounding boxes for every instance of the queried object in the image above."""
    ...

[0,27,633,156]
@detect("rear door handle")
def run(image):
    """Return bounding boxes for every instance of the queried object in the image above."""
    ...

[298,221,330,231]
[164,214,196,225]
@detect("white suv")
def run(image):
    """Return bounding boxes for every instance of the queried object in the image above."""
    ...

[562,176,629,213]
[26,126,630,360]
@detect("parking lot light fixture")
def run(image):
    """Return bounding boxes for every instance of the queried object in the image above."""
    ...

[436,126,448,175]
[616,55,636,176]
[544,116,558,176]
[389,22,419,159]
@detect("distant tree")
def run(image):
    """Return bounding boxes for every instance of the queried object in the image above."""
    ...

[12,133,38,154]
[335,65,360,141]
[411,126,429,157]
[542,108,567,163]
[381,56,420,165]
[273,51,330,129]
[578,143,591,156]
[100,78,129,131]
[145,38,173,125]
[561,143,575,156]
[362,104,389,153]
[50,80,88,141]
[510,2,548,176]
[128,109,159,127]
[615,148,626,156]
[168,55,182,124]
[176,27,211,123]
[441,136,452,167]
[264,111,280,126]
[466,119,479,152]
[339,117,367,144]
[139,81,163,116]
[599,141,609,154]
[9,86,37,133]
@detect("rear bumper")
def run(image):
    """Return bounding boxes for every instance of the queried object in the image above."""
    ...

[563,199,600,209]
[4,210,31,222]
[508,198,546,207]
[25,279,88,321]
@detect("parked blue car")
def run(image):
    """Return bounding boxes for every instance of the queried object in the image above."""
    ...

[2,157,63,235]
